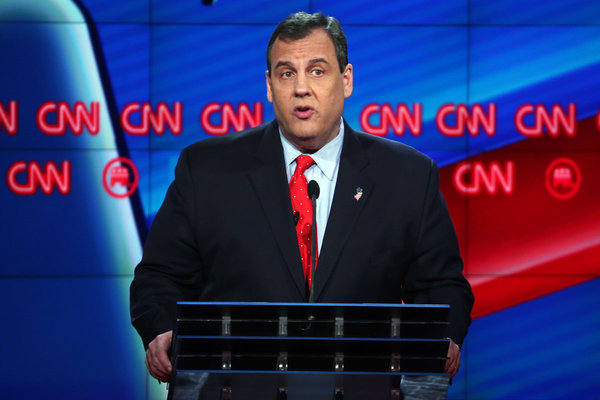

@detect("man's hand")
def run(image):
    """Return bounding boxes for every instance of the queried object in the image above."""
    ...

[145,330,173,382]
[444,338,461,378]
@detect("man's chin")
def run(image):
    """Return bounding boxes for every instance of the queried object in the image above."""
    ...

[286,133,322,153]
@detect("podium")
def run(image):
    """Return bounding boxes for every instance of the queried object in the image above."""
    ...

[167,302,451,400]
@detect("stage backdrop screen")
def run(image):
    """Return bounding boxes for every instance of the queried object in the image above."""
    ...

[1,0,599,399]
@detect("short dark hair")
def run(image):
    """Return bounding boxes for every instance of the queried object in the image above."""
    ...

[266,12,348,75]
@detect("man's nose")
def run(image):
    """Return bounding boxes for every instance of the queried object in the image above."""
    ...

[294,73,311,96]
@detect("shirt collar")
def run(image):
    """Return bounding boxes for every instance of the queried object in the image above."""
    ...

[279,118,344,181]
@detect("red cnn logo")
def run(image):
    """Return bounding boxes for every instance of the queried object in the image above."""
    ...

[436,104,496,137]
[360,103,422,136]
[515,103,576,137]
[200,102,263,135]
[121,102,182,135]
[6,161,71,195]
[454,161,514,195]
[0,101,18,135]
[36,101,100,135]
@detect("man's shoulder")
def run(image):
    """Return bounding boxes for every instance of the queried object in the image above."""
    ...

[171,121,277,175]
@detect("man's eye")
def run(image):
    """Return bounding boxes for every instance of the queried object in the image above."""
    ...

[281,71,293,79]
[312,69,324,76]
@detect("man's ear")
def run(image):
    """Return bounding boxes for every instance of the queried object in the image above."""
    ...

[265,70,273,103]
[343,63,353,99]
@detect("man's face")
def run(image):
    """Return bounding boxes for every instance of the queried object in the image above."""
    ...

[266,29,353,153]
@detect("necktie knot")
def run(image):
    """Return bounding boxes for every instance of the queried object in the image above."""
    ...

[295,155,315,175]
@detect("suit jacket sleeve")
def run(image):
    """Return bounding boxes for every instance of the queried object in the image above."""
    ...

[130,147,202,349]
[401,158,474,347]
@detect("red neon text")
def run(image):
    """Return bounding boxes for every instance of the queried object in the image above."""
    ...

[121,102,182,135]
[6,160,71,195]
[436,104,496,137]
[515,103,576,137]
[360,103,422,136]
[454,161,514,195]
[36,101,99,135]
[200,102,263,135]
[0,101,18,134]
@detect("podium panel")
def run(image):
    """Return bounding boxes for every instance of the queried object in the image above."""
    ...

[171,371,450,400]
[168,302,451,400]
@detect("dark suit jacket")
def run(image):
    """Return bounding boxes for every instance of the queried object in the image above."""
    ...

[130,120,474,348]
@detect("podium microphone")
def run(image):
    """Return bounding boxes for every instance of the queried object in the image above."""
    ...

[307,180,320,303]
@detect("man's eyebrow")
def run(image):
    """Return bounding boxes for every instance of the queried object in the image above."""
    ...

[274,60,294,70]
[308,57,329,65]
[273,58,330,70]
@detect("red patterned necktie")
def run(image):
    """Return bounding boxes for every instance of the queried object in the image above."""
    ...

[289,155,318,289]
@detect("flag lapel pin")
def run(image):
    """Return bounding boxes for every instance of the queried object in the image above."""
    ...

[354,187,363,201]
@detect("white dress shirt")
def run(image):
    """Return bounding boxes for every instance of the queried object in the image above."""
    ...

[280,118,344,252]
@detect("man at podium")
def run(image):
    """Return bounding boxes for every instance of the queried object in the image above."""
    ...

[130,11,474,384]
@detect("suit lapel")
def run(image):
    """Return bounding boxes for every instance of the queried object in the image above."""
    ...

[247,122,307,299]
[314,123,373,300]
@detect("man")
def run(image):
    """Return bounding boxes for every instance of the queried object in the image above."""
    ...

[130,12,474,383]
